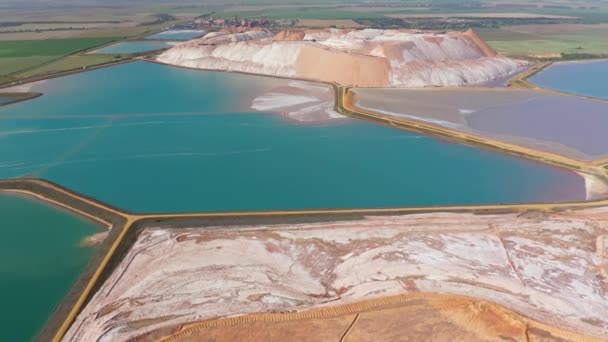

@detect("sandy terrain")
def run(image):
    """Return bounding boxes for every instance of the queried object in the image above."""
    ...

[351,87,608,161]
[388,12,578,19]
[141,294,592,342]
[585,173,608,200]
[65,207,608,341]
[158,28,519,87]
[79,231,109,246]
[142,295,594,342]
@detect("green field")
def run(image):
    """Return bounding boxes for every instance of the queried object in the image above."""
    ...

[0,56,57,75]
[0,37,119,77]
[0,37,119,58]
[14,55,117,79]
[205,2,608,23]
[384,7,608,23]
[214,8,387,19]
[478,27,608,57]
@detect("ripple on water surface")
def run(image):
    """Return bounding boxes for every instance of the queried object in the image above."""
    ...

[0,61,586,212]
[0,193,99,341]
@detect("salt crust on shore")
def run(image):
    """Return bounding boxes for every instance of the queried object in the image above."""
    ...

[65,208,608,341]
[0,80,45,93]
[250,80,344,122]
[158,28,520,87]
[583,172,608,200]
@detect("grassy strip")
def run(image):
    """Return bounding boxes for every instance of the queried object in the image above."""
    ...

[0,57,135,89]
[0,37,120,57]
[1,48,169,89]
[14,55,116,79]
[0,37,122,77]
[0,56,57,75]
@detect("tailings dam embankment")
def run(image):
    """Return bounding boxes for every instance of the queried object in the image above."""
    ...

[64,206,608,341]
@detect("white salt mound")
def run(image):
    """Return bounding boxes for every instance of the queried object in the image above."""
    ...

[159,28,521,88]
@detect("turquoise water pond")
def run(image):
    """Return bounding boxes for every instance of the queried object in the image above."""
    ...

[0,193,98,342]
[0,96,17,105]
[0,61,585,213]
[530,60,608,99]
[146,30,207,40]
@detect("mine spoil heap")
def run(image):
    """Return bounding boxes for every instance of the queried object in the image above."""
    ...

[64,208,608,341]
[158,28,520,87]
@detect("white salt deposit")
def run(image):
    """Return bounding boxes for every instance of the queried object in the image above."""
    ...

[159,28,520,88]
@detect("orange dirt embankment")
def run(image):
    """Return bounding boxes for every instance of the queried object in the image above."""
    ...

[462,28,498,57]
[295,44,391,87]
[152,294,605,342]
[272,29,306,41]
